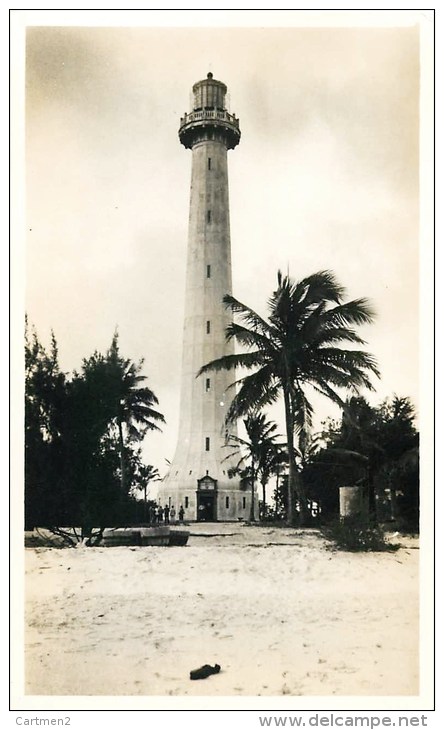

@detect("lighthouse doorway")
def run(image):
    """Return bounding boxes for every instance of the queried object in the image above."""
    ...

[197,491,216,521]
[196,475,218,521]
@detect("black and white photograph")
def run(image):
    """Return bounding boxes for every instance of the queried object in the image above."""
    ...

[11,8,435,716]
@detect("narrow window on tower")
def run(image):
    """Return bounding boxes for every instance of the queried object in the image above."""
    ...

[205,378,211,392]
[207,210,212,224]
[185,496,189,509]
[225,496,230,509]
[206,320,211,334]
[207,264,211,278]
[205,437,210,451]
[243,497,246,510]
[208,157,212,170]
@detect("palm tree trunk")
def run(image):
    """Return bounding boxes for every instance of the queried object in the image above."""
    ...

[249,464,256,522]
[275,469,280,519]
[389,486,398,521]
[261,479,267,521]
[296,469,309,526]
[283,388,308,526]
[118,418,127,497]
[283,388,296,525]
[388,470,397,521]
[368,464,377,522]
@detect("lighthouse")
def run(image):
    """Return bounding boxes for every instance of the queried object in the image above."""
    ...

[158,73,258,522]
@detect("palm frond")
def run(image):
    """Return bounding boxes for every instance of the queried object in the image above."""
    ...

[225,322,277,353]
[311,381,348,411]
[306,359,378,393]
[297,270,346,305]
[269,270,345,322]
[223,294,271,337]
[301,317,368,347]
[318,298,377,329]
[291,386,314,432]
[311,347,380,376]
[325,447,370,464]
[197,351,263,377]
[226,368,280,422]
[128,386,160,406]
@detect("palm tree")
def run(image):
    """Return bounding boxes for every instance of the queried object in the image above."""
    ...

[257,432,285,520]
[271,447,289,520]
[224,411,278,522]
[106,334,166,496]
[135,463,161,521]
[198,270,379,525]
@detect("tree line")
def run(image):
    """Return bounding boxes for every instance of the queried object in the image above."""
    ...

[25,268,419,535]
[25,321,164,538]
[199,269,419,529]
[241,395,419,528]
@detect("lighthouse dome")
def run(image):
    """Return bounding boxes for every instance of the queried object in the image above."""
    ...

[192,72,227,112]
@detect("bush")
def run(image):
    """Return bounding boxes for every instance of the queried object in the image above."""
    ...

[322,517,399,552]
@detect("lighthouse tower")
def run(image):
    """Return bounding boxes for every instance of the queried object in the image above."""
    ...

[159,73,258,522]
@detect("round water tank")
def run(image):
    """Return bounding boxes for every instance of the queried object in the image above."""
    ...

[339,486,363,518]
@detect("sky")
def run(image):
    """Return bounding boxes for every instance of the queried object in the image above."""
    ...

[21,10,429,477]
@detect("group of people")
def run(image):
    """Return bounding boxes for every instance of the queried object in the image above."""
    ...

[148,503,185,525]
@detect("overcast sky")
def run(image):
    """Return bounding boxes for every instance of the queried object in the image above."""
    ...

[23,12,426,474]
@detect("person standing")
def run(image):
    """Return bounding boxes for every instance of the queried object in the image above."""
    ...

[170,506,176,524]
[164,504,170,524]
[179,505,185,523]
[157,504,164,524]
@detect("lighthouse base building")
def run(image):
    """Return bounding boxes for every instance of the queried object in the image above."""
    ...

[162,479,255,524]
[158,73,258,522]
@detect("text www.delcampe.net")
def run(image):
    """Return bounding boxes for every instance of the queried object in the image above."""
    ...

[258,716,428,728]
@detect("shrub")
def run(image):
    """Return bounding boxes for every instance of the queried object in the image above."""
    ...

[322,516,399,552]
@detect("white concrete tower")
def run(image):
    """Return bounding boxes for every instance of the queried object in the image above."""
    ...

[159,73,257,522]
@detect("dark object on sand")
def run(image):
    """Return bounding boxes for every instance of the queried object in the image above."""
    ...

[101,526,189,547]
[190,664,221,680]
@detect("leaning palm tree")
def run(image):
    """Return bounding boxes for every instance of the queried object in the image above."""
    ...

[198,270,380,525]
[106,334,166,496]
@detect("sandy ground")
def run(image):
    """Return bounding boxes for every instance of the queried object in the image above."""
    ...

[24,523,419,697]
